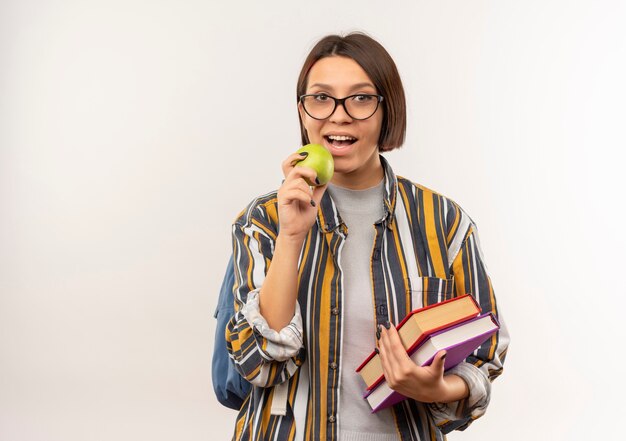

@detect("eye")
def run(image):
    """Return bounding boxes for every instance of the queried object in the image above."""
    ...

[314,94,331,102]
[352,94,374,103]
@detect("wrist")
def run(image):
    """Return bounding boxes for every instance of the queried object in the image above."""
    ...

[276,233,306,249]
[438,374,470,403]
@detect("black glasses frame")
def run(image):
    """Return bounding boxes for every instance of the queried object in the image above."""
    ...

[299,94,384,120]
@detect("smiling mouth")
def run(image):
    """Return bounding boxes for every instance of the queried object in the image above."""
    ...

[325,135,357,148]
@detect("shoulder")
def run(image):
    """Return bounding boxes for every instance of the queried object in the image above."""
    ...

[233,190,280,230]
[396,176,468,219]
[395,176,475,242]
[396,175,450,200]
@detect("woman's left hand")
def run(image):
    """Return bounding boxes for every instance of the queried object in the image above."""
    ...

[377,323,451,403]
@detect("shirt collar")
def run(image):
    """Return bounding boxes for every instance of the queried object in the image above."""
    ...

[316,155,398,233]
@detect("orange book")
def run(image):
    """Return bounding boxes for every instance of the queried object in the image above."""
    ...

[355,294,480,390]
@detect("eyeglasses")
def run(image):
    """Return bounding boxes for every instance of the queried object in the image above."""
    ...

[299,93,384,120]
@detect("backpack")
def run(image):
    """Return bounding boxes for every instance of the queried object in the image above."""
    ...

[212,256,252,409]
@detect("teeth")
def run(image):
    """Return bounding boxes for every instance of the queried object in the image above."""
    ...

[328,135,356,141]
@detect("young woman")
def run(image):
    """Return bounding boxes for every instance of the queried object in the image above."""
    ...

[225,33,509,441]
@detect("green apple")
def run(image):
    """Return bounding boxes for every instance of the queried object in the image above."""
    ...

[295,144,334,186]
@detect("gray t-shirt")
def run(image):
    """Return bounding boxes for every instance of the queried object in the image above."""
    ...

[327,180,399,441]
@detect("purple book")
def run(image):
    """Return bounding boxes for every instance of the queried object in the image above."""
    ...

[364,313,499,412]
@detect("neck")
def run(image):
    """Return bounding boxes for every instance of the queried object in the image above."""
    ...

[330,154,384,190]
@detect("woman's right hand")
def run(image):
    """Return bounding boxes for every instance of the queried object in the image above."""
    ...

[276,152,328,242]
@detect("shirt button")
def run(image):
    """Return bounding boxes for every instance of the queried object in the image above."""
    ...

[328,415,336,423]
[331,307,339,315]
[330,362,337,370]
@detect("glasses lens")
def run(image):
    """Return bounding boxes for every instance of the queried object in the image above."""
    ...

[345,95,379,120]
[302,95,335,119]
[301,94,381,120]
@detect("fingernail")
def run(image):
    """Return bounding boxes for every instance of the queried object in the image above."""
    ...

[310,199,316,207]
[315,177,320,185]
[384,321,391,329]
[441,352,447,360]
[376,328,381,340]
[374,347,380,354]
[299,152,308,157]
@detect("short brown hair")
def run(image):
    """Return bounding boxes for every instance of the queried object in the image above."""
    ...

[296,32,406,152]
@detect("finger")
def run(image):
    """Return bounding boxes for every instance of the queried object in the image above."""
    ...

[282,152,309,176]
[429,350,447,373]
[293,165,320,185]
[378,324,405,374]
[381,322,410,363]
[311,184,328,206]
[284,164,319,186]
[378,324,416,390]
[281,187,317,207]
[280,175,315,198]
[377,324,395,360]
[282,177,314,196]
[377,325,393,377]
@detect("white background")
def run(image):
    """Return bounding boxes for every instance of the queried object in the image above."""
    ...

[1,0,625,440]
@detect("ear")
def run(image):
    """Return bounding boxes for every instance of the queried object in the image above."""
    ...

[297,102,306,126]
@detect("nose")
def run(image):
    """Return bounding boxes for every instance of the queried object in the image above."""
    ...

[329,101,353,124]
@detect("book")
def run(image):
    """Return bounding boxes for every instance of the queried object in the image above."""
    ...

[364,312,499,412]
[356,294,480,390]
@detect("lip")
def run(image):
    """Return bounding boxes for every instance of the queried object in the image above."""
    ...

[323,133,358,157]
[324,131,358,138]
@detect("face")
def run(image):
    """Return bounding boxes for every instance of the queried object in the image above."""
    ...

[298,56,384,189]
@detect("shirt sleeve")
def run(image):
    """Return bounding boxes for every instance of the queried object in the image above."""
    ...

[428,209,510,433]
[225,201,306,388]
